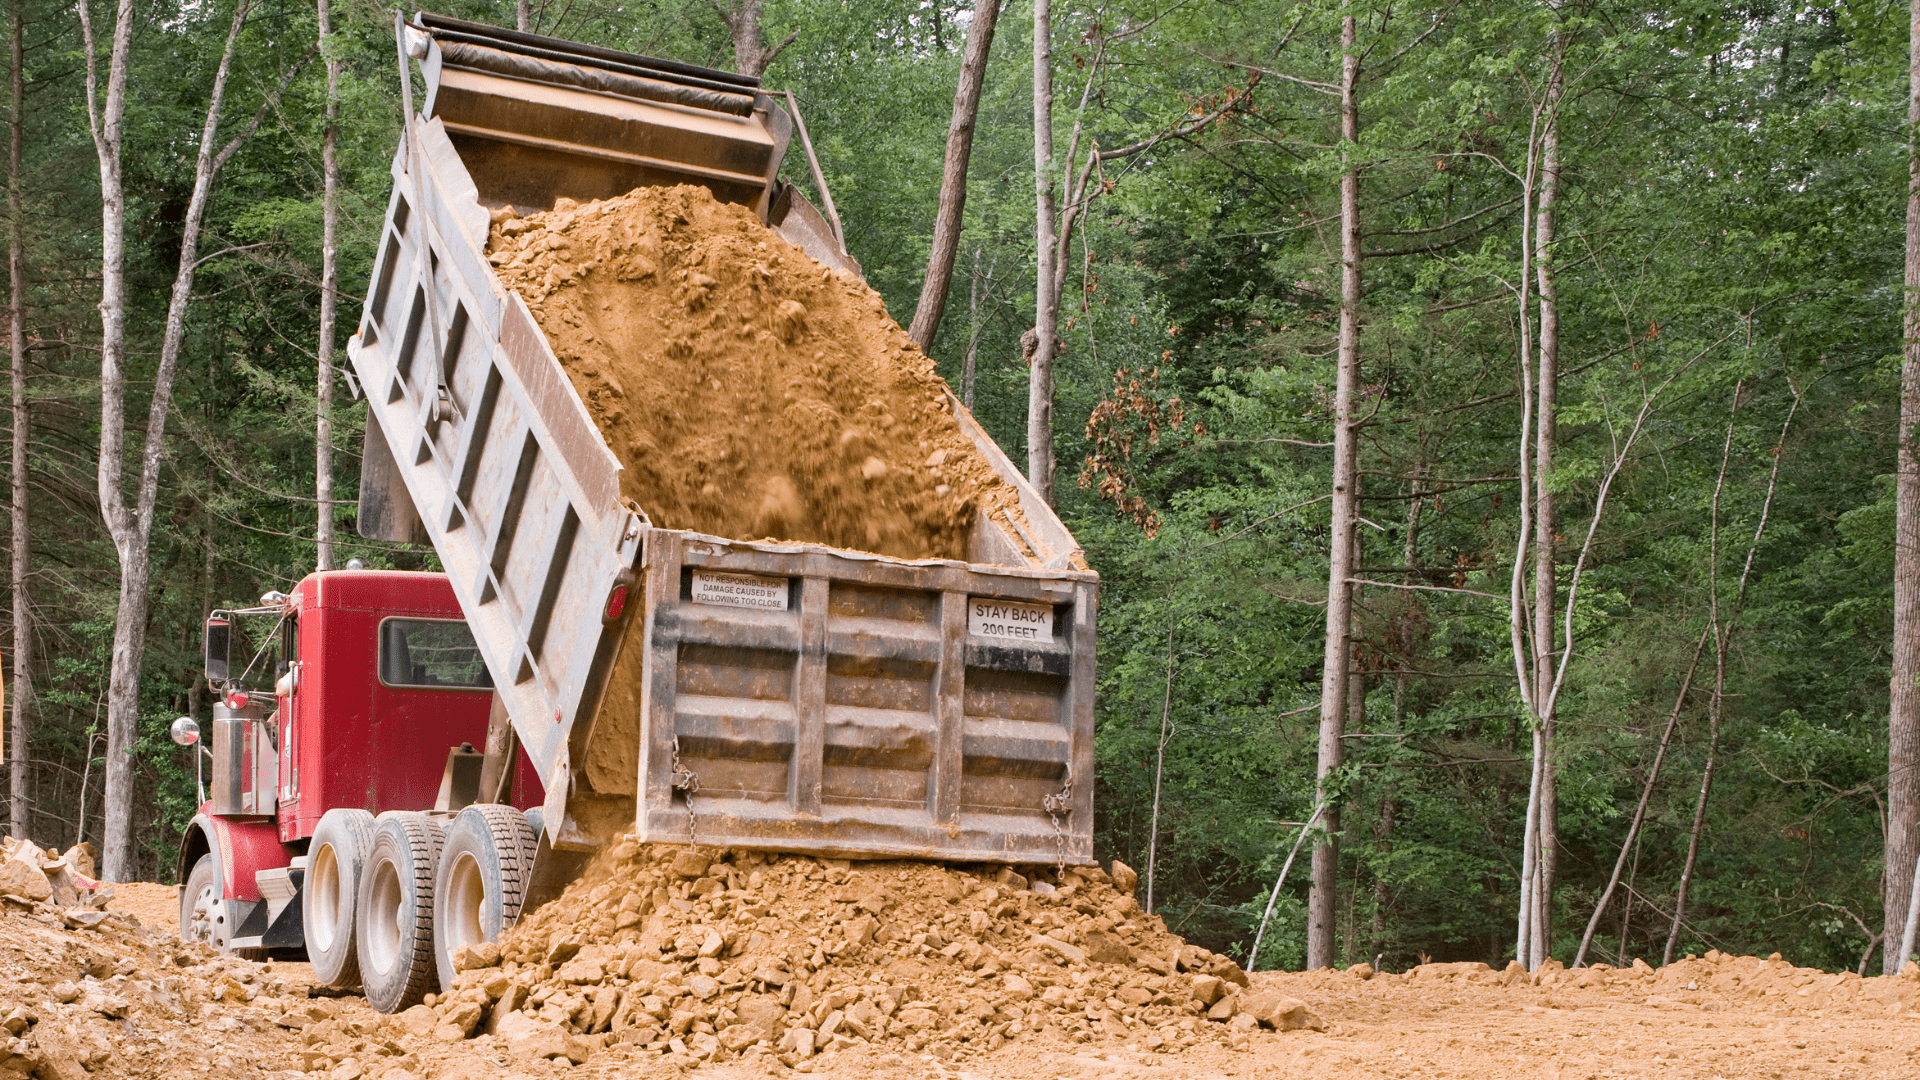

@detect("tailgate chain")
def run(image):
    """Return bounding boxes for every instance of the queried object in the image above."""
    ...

[1042,766,1074,873]
[669,736,701,845]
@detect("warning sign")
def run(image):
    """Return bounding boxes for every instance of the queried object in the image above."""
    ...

[968,598,1053,641]
[691,571,790,611]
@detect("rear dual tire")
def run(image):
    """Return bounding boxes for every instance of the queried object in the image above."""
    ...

[432,804,539,992]
[356,813,446,1014]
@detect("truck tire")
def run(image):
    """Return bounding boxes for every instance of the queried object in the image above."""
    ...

[432,805,538,991]
[180,852,268,960]
[305,808,376,989]
[355,813,445,1013]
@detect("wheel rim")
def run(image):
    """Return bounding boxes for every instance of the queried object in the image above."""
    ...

[365,857,404,976]
[309,842,342,953]
[186,878,218,944]
[444,851,486,958]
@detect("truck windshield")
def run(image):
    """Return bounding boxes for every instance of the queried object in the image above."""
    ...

[378,619,493,690]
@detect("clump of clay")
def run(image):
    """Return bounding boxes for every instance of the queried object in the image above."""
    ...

[487,186,1021,561]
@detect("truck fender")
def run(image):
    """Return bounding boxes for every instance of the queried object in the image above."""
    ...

[178,813,295,902]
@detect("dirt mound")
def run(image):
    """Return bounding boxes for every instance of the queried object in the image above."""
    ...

[487,186,1020,561]
[0,883,320,1079]
[404,842,1307,1070]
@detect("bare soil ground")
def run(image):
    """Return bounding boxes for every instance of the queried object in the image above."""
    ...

[8,874,1908,1080]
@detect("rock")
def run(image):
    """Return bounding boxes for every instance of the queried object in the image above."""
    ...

[442,998,484,1037]
[48,982,77,1005]
[1205,995,1237,1021]
[688,974,720,1000]
[493,1011,542,1042]
[1190,974,1225,1006]
[545,935,583,965]
[398,1005,437,1039]
[1348,962,1374,979]
[697,930,724,958]
[28,1027,88,1080]
[734,995,786,1043]
[718,1023,759,1052]
[59,910,107,931]
[1001,974,1034,1002]
[1209,958,1250,988]
[670,851,711,879]
[0,862,47,903]
[79,991,127,1018]
[1031,933,1087,965]
[1241,991,1326,1032]
[479,970,512,1000]
[1085,931,1135,965]
[1110,860,1139,897]
[506,1018,593,1065]
[556,956,605,984]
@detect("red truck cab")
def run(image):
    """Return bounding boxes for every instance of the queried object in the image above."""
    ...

[176,569,541,954]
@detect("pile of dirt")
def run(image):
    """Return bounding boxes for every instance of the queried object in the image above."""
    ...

[1369,949,1920,1013]
[0,880,320,1080]
[486,186,1024,562]
[401,842,1320,1071]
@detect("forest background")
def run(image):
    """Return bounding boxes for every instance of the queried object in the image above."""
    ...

[19,0,1919,976]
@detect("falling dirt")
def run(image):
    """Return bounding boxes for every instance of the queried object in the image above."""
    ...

[486,185,1023,562]
[14,860,1920,1079]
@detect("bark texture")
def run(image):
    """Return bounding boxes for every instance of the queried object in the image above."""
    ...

[907,0,1000,351]
[77,0,136,880]
[1028,0,1058,503]
[1892,0,1920,973]
[717,0,797,79]
[1529,44,1562,966]
[1307,10,1361,971]
[5,0,23,839]
[316,0,338,571]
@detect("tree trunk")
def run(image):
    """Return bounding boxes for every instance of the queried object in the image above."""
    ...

[1530,43,1562,965]
[316,0,338,572]
[87,0,302,878]
[1028,0,1058,503]
[716,1,795,79]
[5,0,23,841]
[1307,9,1361,972]
[1892,0,1920,974]
[516,0,528,32]
[77,0,136,879]
[908,0,1000,350]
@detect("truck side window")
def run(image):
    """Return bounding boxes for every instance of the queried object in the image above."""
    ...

[378,619,494,690]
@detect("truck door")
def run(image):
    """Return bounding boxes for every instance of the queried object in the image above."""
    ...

[277,610,300,811]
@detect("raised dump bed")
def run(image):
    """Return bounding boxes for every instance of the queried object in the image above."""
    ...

[347,13,1096,866]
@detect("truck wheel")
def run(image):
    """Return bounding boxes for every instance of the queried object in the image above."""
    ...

[355,813,445,1013]
[180,852,267,960]
[433,805,538,991]
[305,808,376,989]
[180,854,221,948]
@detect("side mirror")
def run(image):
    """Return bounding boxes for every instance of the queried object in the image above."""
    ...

[204,618,231,685]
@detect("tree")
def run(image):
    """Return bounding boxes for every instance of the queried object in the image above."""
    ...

[1028,0,1058,502]
[5,0,24,840]
[715,1,797,78]
[1306,3,1362,973]
[315,0,338,572]
[81,0,310,878]
[1890,0,1920,973]
[907,0,1001,351]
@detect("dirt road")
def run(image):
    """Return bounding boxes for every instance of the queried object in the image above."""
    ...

[63,878,1918,1080]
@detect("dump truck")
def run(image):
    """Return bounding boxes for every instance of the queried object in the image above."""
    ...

[176,12,1098,1015]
